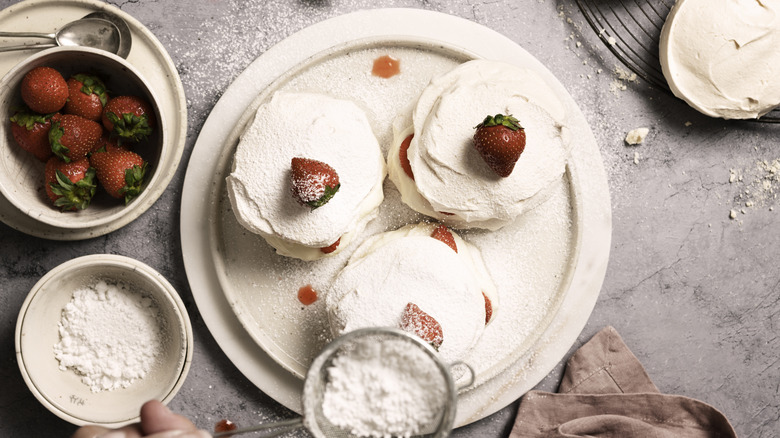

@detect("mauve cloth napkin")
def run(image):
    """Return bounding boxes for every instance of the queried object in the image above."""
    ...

[510,326,737,438]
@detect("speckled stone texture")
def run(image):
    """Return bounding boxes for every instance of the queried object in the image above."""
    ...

[1,0,778,437]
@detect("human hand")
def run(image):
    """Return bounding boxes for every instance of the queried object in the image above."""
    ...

[72,400,211,438]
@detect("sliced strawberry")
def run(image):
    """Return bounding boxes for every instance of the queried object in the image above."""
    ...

[400,302,443,350]
[9,110,54,162]
[430,224,457,253]
[21,66,68,114]
[49,113,103,162]
[44,156,96,211]
[473,113,526,177]
[102,95,154,143]
[64,73,109,121]
[290,157,340,209]
[320,237,341,254]
[399,134,414,180]
[483,292,493,325]
[90,145,148,203]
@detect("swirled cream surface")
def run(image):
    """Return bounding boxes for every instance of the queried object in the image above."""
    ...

[389,60,571,230]
[660,0,780,119]
[226,92,386,261]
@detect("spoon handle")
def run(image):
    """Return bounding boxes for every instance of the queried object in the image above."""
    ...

[0,31,56,39]
[0,43,57,53]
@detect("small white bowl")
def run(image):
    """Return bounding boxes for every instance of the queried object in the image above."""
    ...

[0,46,166,230]
[15,254,192,427]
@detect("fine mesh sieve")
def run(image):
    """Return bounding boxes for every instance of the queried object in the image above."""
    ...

[213,327,474,438]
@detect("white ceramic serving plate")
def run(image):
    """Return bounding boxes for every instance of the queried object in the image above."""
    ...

[15,254,193,427]
[0,46,165,228]
[0,0,187,240]
[181,8,612,427]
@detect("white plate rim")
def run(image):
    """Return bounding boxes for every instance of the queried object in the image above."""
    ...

[181,7,612,425]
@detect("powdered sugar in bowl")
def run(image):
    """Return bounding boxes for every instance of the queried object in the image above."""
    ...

[14,254,193,427]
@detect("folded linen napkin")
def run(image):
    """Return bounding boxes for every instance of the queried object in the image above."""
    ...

[510,326,737,437]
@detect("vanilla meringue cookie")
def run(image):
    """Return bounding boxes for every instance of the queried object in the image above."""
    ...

[388,60,572,231]
[226,92,386,261]
[659,0,780,119]
[326,223,493,363]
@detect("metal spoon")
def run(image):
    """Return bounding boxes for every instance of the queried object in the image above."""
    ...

[83,11,132,58]
[0,17,121,54]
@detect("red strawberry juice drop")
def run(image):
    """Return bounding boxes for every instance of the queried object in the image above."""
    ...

[372,55,401,78]
[215,419,237,434]
[298,284,318,305]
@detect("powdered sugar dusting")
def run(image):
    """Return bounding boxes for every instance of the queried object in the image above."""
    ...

[215,43,575,385]
[226,92,384,248]
[322,338,448,438]
[53,280,165,392]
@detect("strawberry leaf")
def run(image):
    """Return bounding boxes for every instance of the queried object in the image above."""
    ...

[306,183,340,210]
[119,162,148,204]
[50,168,96,211]
[107,111,152,143]
[48,121,71,163]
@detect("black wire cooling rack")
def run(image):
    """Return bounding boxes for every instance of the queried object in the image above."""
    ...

[574,0,780,123]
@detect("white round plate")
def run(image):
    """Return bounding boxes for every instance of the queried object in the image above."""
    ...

[181,8,611,426]
[0,0,187,240]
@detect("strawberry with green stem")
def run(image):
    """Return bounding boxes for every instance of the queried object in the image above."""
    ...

[44,156,96,211]
[290,157,340,209]
[102,95,154,143]
[49,113,103,162]
[473,113,526,178]
[10,110,54,162]
[90,145,148,203]
[64,73,109,121]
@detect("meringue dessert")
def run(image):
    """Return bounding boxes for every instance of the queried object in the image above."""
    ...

[326,222,497,363]
[226,92,386,261]
[659,0,780,119]
[388,60,572,231]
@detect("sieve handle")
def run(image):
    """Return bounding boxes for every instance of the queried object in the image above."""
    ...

[450,361,476,390]
[212,417,303,437]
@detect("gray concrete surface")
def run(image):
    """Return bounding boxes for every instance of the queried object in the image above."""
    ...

[1,0,778,437]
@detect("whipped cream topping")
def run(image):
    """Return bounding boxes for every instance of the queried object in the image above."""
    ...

[392,60,571,230]
[326,225,488,363]
[660,0,780,119]
[226,92,386,260]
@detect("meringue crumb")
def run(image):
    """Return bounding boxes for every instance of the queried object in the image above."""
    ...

[684,121,693,127]
[607,36,617,45]
[625,127,649,145]
[614,66,637,82]
[729,210,737,219]
[633,151,640,164]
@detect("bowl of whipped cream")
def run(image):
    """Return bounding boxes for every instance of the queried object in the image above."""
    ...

[14,254,193,427]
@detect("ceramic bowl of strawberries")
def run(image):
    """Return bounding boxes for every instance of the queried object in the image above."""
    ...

[0,46,165,232]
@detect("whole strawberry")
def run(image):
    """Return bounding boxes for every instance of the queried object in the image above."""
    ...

[44,156,96,211]
[473,113,526,178]
[9,110,54,162]
[400,302,443,350]
[20,66,69,114]
[64,73,109,121]
[290,157,340,209]
[102,95,154,143]
[49,113,103,162]
[90,145,148,203]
